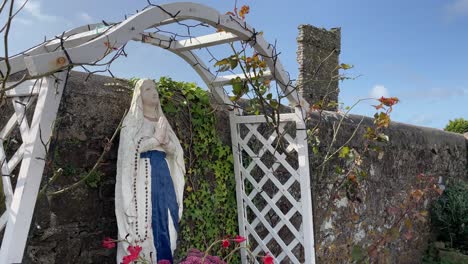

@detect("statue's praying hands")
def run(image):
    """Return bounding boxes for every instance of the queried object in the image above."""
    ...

[155,116,170,145]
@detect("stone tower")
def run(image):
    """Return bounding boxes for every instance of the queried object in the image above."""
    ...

[296,25,341,111]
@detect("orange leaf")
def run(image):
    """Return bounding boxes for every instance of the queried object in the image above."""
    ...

[378,96,399,107]
[239,5,250,20]
[411,189,424,201]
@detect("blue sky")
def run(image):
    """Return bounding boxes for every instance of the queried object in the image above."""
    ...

[3,0,468,129]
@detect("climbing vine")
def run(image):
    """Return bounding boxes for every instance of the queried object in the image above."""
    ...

[129,77,239,261]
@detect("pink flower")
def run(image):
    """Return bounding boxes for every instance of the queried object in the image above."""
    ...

[102,237,116,249]
[158,260,171,264]
[232,235,246,243]
[221,239,230,248]
[121,245,142,264]
[262,253,274,264]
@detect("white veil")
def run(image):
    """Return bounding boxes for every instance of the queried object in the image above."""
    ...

[115,79,185,262]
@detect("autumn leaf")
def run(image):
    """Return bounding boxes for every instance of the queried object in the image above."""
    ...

[373,96,399,113]
[239,5,250,20]
[411,189,424,201]
[374,112,391,128]
[378,96,399,107]
[348,174,357,183]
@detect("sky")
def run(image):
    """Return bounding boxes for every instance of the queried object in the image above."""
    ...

[2,0,468,129]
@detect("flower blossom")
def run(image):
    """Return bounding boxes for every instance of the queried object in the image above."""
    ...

[121,245,142,264]
[262,253,274,264]
[232,235,246,243]
[222,239,230,248]
[102,237,116,249]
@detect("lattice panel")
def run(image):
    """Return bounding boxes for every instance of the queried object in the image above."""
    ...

[0,94,36,230]
[230,113,315,264]
[0,73,67,263]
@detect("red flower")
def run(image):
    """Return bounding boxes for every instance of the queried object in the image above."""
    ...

[262,253,274,264]
[232,235,246,243]
[102,237,116,249]
[378,96,399,107]
[121,245,142,264]
[222,239,231,248]
[158,260,171,264]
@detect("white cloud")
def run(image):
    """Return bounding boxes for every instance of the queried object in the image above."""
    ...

[369,85,389,99]
[16,0,58,22]
[78,12,93,23]
[445,0,468,18]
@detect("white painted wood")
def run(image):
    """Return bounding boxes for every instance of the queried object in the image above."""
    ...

[229,111,249,263]
[231,113,297,124]
[0,144,14,208]
[239,164,302,239]
[0,211,7,231]
[238,136,301,210]
[0,72,67,263]
[4,80,40,97]
[174,32,240,51]
[12,97,31,140]
[295,107,316,264]
[231,113,315,264]
[0,95,35,141]
[0,24,105,76]
[211,71,273,87]
[7,144,24,173]
[241,192,301,263]
[0,116,17,141]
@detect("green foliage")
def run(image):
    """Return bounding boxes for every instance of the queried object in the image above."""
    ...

[84,170,103,188]
[430,182,468,252]
[133,77,238,261]
[444,118,468,134]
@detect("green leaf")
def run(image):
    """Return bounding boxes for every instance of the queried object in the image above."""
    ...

[340,63,353,70]
[351,246,364,262]
[215,58,231,72]
[229,58,238,70]
[214,58,229,67]
[339,146,350,158]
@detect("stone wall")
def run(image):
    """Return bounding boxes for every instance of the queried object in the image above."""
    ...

[296,25,341,111]
[308,112,467,263]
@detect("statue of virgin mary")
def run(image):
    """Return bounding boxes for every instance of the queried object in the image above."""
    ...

[115,79,185,263]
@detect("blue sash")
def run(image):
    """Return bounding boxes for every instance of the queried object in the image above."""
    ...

[140,150,179,263]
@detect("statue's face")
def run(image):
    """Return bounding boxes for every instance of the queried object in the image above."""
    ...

[140,80,160,108]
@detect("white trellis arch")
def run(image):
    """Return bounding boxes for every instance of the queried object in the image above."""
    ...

[0,2,315,263]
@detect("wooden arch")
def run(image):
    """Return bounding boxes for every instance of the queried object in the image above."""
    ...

[0,2,314,263]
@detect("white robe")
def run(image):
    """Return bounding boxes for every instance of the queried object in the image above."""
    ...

[115,79,185,263]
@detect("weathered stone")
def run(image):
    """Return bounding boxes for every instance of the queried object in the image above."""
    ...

[297,25,341,111]
[307,112,467,263]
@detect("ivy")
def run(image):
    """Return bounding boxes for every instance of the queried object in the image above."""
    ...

[129,77,239,261]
